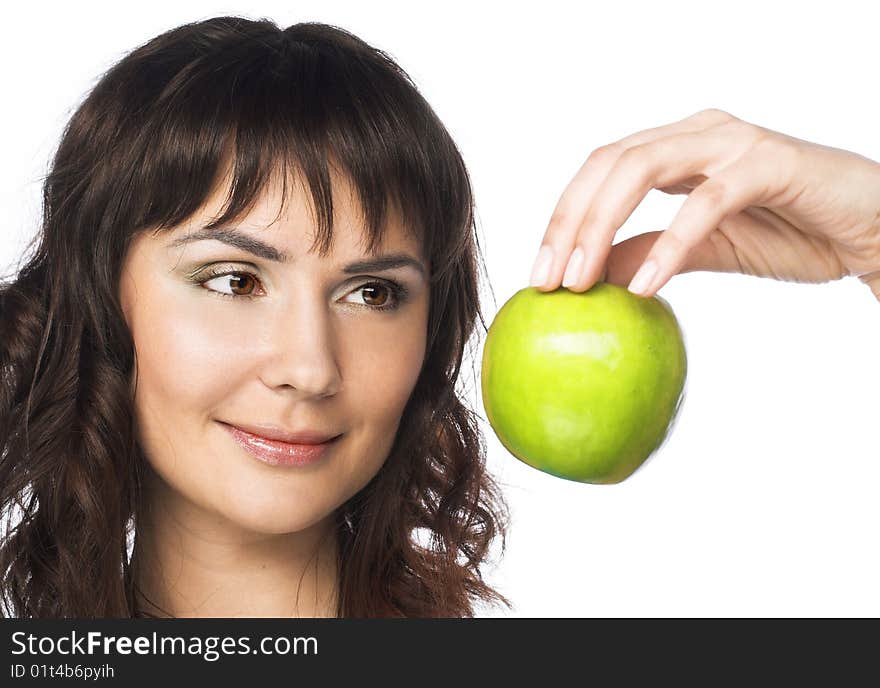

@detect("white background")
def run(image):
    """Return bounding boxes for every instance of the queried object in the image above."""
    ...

[2,1,878,617]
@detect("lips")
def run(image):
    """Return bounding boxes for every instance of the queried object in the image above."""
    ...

[219,422,342,467]
[221,421,341,445]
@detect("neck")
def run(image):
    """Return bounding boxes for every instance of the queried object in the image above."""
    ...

[131,471,340,618]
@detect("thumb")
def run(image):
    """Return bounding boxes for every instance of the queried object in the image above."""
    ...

[603,229,737,288]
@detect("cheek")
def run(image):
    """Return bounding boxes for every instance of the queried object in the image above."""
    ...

[126,289,257,492]
[130,297,245,417]
[335,315,428,481]
[345,303,427,409]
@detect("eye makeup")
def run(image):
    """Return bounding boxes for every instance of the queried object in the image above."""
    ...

[184,263,411,313]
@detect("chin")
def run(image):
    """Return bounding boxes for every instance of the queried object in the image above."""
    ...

[212,491,339,537]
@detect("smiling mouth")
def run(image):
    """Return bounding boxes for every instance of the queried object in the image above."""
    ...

[219,422,342,467]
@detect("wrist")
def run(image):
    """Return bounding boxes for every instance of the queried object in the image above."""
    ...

[857,162,880,302]
[859,270,880,303]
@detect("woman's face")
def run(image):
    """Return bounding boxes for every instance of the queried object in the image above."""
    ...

[119,168,430,536]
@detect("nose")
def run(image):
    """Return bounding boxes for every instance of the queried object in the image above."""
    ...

[259,299,342,398]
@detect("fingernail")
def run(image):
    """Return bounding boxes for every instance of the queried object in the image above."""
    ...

[628,259,658,295]
[529,245,554,287]
[562,247,585,287]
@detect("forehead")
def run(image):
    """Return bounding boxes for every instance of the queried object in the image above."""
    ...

[170,162,420,260]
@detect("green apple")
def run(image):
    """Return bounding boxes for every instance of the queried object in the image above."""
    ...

[480,282,687,484]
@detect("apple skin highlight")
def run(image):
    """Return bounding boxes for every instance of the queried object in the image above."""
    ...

[480,282,687,484]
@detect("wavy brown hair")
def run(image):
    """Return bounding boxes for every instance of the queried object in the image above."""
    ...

[0,15,511,618]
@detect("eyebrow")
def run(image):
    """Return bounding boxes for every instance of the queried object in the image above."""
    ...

[167,227,427,278]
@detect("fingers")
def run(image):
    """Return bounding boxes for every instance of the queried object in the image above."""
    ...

[557,126,756,292]
[626,143,793,298]
[531,109,735,290]
[530,108,800,300]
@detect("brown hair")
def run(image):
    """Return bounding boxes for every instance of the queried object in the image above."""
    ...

[0,15,511,617]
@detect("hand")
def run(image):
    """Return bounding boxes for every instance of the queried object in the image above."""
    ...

[529,108,880,301]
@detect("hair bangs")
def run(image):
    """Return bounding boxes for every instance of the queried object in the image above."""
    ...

[139,23,441,268]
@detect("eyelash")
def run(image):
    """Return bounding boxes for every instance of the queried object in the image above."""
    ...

[192,268,409,313]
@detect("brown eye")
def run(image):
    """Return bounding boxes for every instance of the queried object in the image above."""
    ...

[344,280,407,313]
[199,270,262,299]
[227,273,257,296]
[360,283,390,307]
